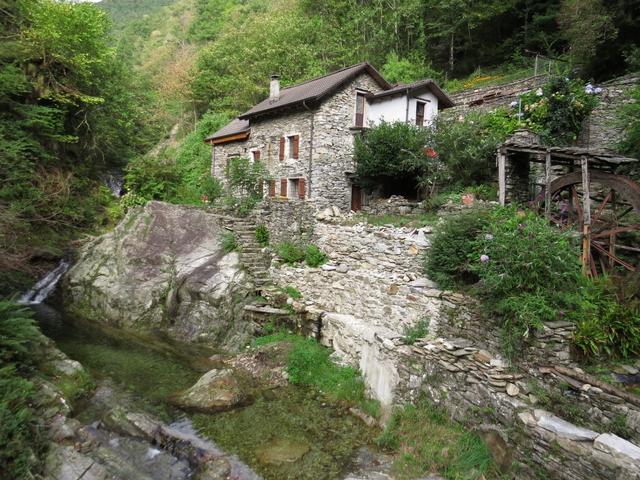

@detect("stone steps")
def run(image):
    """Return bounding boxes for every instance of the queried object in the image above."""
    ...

[226,216,273,292]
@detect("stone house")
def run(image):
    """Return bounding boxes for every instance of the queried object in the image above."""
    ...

[205,62,454,212]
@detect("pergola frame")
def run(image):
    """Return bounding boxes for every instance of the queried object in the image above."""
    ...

[497,133,639,275]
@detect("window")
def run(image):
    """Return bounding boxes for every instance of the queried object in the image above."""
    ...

[355,92,366,127]
[251,149,261,162]
[280,135,299,160]
[416,101,426,126]
[287,178,306,199]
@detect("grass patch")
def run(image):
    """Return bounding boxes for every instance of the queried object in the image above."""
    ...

[401,319,430,345]
[275,242,327,268]
[254,332,379,417]
[378,397,500,479]
[221,231,238,253]
[280,286,302,299]
[255,224,269,247]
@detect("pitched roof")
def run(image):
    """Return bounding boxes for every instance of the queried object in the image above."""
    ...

[238,62,392,119]
[368,79,455,108]
[204,118,250,143]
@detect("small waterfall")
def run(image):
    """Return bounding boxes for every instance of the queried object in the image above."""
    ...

[104,170,125,197]
[19,259,71,305]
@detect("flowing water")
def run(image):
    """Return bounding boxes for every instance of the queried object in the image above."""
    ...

[19,259,71,304]
[36,306,377,479]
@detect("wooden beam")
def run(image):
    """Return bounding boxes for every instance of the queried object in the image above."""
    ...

[581,156,592,276]
[209,131,250,145]
[544,150,551,219]
[499,152,506,205]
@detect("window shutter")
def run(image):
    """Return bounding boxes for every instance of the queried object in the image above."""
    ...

[279,137,285,160]
[298,178,306,199]
[253,150,261,161]
[280,178,287,197]
[269,179,276,197]
[292,135,300,159]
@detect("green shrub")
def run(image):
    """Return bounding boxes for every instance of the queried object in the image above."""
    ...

[618,85,640,159]
[200,176,224,204]
[402,319,430,345]
[424,210,489,289]
[275,242,305,265]
[255,225,270,247]
[0,301,45,478]
[221,231,238,253]
[464,184,497,201]
[304,244,327,267]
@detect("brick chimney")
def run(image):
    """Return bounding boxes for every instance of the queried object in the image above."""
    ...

[270,74,280,101]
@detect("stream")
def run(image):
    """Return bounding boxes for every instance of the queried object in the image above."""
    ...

[34,303,378,480]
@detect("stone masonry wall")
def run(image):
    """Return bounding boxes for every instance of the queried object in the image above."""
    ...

[252,198,318,245]
[212,72,385,212]
[578,74,640,151]
[311,73,384,211]
[266,216,640,478]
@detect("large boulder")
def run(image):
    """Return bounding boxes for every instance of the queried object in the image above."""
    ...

[64,201,252,346]
[170,368,249,413]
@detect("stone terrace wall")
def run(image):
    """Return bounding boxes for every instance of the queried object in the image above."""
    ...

[579,74,640,151]
[252,198,318,245]
[448,75,548,115]
[271,221,441,334]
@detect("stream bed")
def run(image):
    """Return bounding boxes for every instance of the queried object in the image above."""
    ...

[35,304,378,480]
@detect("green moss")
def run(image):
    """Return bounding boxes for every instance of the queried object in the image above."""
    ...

[54,369,95,403]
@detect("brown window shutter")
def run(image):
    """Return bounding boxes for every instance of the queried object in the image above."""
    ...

[269,180,276,197]
[298,178,306,199]
[292,135,299,159]
[280,178,287,197]
[279,137,285,161]
[253,150,261,161]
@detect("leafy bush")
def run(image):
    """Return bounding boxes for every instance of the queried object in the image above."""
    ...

[518,77,598,144]
[221,231,238,253]
[275,242,305,265]
[618,85,640,159]
[425,210,489,289]
[402,319,430,345]
[223,156,269,216]
[125,155,181,202]
[431,110,518,188]
[0,301,45,478]
[254,225,270,247]
[304,244,327,267]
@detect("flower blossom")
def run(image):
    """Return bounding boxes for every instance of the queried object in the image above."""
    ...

[535,88,543,96]
[510,100,518,108]
[485,234,494,241]
[480,254,490,263]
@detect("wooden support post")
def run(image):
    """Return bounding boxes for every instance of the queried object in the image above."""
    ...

[544,150,552,219]
[498,149,506,206]
[581,156,592,276]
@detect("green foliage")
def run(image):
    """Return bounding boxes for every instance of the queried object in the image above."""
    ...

[518,76,598,144]
[431,109,518,187]
[0,302,42,371]
[125,112,230,206]
[282,286,302,300]
[224,156,269,216]
[572,279,640,359]
[354,121,441,196]
[376,396,499,479]
[254,225,270,247]
[425,210,489,289]
[221,231,238,254]
[304,245,327,267]
[0,301,45,478]
[618,86,640,159]
[401,319,430,345]
[381,52,441,84]
[275,242,306,265]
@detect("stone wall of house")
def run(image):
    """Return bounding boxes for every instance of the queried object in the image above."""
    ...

[211,72,385,212]
[311,73,384,211]
[578,74,640,151]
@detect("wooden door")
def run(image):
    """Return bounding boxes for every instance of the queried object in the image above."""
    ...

[351,185,362,212]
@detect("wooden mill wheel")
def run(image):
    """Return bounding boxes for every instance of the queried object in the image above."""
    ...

[539,171,640,275]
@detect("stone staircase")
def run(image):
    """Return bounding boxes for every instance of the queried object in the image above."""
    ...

[229,216,272,293]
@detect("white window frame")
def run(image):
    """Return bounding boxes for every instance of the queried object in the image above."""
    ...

[249,148,261,163]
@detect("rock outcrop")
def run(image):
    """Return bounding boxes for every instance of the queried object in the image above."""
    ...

[64,201,253,346]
